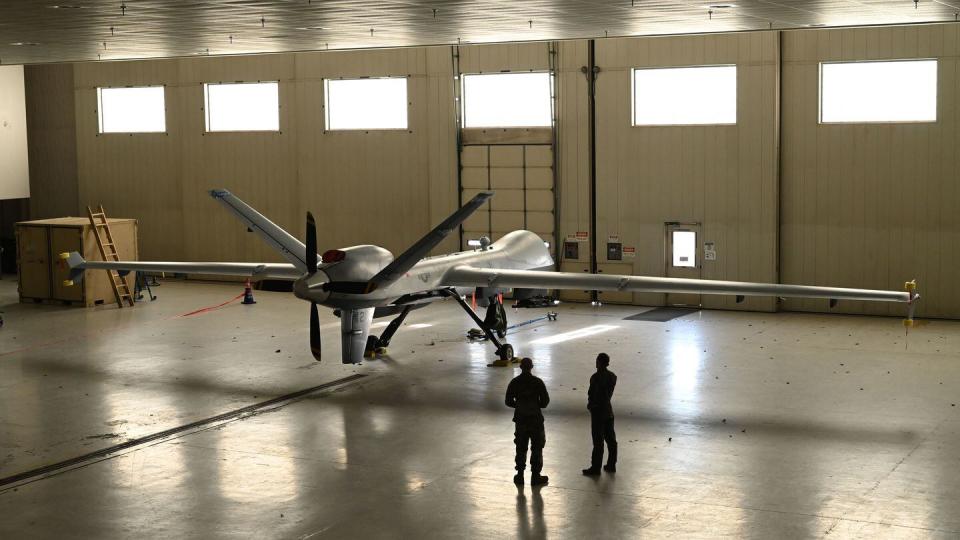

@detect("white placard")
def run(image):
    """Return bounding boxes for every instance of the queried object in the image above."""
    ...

[704,241,716,261]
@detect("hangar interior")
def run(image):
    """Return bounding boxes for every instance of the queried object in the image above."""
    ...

[2,1,960,538]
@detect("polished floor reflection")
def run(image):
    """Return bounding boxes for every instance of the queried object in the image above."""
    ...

[1,278,959,538]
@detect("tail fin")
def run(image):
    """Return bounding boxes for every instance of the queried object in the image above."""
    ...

[340,307,374,364]
[210,189,309,272]
[59,252,87,286]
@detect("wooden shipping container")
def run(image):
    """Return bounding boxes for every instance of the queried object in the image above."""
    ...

[16,217,138,307]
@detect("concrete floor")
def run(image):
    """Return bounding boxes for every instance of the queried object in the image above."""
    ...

[1,277,959,539]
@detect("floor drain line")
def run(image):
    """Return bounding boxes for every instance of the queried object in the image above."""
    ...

[0,373,367,490]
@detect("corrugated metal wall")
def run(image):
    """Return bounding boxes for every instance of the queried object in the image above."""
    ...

[24,23,960,318]
[68,47,458,263]
[780,24,960,319]
[592,32,780,311]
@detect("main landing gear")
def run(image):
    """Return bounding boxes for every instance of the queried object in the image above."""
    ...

[364,305,413,358]
[439,288,516,367]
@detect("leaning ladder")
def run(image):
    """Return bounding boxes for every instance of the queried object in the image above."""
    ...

[87,205,135,308]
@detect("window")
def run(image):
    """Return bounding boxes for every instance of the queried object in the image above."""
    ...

[324,77,408,130]
[204,81,279,132]
[97,86,166,133]
[632,65,737,126]
[820,60,937,123]
[461,72,552,128]
[672,230,696,268]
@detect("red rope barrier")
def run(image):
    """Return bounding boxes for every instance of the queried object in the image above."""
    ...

[178,293,245,317]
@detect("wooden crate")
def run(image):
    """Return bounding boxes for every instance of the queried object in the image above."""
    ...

[16,217,138,307]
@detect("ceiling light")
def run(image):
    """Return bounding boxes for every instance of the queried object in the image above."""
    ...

[807,23,827,27]
[296,26,328,31]
[706,4,736,8]
[48,4,86,8]
[9,42,40,46]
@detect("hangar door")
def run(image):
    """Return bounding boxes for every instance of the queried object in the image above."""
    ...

[460,144,555,256]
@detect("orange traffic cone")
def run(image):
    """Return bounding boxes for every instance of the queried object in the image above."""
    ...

[242,278,256,305]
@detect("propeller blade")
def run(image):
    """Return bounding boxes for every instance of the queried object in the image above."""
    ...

[306,212,317,275]
[367,191,493,289]
[318,191,494,295]
[310,302,322,361]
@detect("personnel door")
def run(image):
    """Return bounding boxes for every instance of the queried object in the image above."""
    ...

[665,223,701,306]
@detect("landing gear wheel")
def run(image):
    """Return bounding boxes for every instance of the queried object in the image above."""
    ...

[488,344,515,367]
[364,335,379,358]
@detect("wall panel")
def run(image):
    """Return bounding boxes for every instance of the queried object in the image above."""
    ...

[73,59,182,261]
[594,32,780,311]
[555,40,592,302]
[63,46,457,264]
[780,24,960,318]
[24,63,77,219]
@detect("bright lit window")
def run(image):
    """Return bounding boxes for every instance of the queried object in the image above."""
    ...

[462,72,552,128]
[672,230,696,268]
[820,60,937,123]
[97,86,166,133]
[633,65,737,126]
[324,77,408,130]
[204,81,279,132]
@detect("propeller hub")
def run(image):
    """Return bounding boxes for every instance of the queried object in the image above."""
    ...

[294,270,330,303]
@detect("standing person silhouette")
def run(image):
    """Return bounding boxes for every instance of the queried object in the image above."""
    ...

[582,352,618,475]
[505,357,550,486]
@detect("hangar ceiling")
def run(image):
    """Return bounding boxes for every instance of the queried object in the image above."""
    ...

[1,0,959,64]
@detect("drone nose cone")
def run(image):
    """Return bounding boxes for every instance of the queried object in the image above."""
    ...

[294,270,330,303]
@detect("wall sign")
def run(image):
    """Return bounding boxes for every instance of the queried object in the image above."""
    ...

[566,232,590,243]
[704,241,717,261]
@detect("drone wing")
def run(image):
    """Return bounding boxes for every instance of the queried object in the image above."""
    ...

[60,252,301,283]
[443,265,915,305]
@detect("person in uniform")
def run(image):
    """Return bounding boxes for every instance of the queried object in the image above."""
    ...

[505,357,550,486]
[582,352,618,475]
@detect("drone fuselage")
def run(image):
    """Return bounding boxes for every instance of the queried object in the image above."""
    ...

[294,230,554,310]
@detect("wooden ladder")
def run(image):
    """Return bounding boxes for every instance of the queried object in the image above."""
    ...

[87,205,135,308]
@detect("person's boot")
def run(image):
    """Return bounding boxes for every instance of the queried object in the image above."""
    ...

[582,467,601,476]
[603,464,616,473]
[531,474,549,486]
[514,472,524,485]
